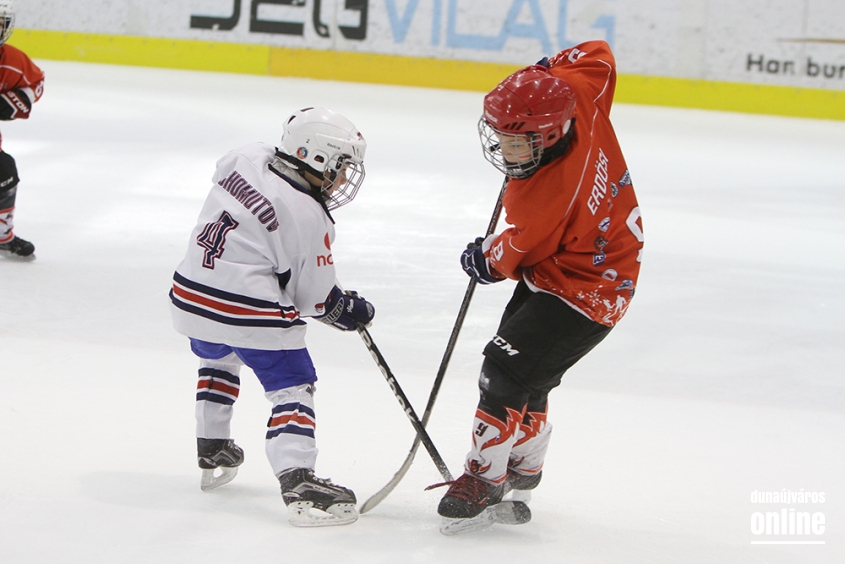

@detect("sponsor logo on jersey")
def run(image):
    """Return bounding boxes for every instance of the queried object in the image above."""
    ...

[587,148,610,215]
[602,269,618,281]
[599,217,611,232]
[492,334,519,356]
[619,169,632,187]
[616,280,634,290]
[593,253,606,266]
[318,233,333,267]
[594,236,609,251]
[611,182,619,198]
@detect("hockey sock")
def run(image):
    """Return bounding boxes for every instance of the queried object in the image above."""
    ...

[265,383,318,475]
[195,353,241,439]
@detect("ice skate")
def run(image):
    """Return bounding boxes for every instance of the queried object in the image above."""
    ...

[198,438,244,491]
[436,473,529,535]
[0,235,34,258]
[504,468,542,503]
[278,467,358,527]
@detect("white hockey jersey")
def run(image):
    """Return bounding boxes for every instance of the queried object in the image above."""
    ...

[170,142,337,350]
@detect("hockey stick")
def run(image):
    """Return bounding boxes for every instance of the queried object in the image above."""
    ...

[360,177,508,514]
[355,323,454,483]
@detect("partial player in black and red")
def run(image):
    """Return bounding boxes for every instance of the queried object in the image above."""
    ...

[0,2,44,259]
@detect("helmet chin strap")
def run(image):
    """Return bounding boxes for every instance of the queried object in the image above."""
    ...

[271,150,336,222]
[274,149,325,185]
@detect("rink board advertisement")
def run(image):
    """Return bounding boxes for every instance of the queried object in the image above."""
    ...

[12,0,845,118]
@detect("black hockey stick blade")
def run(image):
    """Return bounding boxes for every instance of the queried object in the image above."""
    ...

[360,177,508,514]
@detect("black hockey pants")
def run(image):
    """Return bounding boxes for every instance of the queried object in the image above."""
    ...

[477,280,612,420]
[0,150,20,208]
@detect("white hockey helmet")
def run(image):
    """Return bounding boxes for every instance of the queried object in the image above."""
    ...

[278,107,366,211]
[0,0,14,46]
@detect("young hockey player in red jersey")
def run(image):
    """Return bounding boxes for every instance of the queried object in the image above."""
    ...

[0,1,44,258]
[437,40,644,533]
[170,107,374,527]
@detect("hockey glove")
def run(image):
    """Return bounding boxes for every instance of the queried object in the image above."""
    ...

[317,286,375,331]
[0,89,32,121]
[460,235,505,285]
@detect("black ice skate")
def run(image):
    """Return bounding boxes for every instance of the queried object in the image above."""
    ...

[438,472,504,519]
[435,473,530,535]
[0,235,35,258]
[504,468,542,503]
[197,438,244,491]
[278,467,358,527]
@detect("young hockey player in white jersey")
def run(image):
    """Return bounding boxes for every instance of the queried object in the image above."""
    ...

[170,107,375,527]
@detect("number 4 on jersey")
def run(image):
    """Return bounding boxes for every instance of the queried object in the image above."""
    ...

[197,211,239,269]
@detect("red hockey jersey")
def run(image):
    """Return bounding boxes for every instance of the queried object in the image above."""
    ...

[0,43,44,103]
[488,41,643,327]
[0,43,44,148]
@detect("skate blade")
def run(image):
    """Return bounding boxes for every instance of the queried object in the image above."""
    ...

[507,489,532,503]
[0,252,35,261]
[200,467,238,491]
[287,501,359,527]
[439,501,532,536]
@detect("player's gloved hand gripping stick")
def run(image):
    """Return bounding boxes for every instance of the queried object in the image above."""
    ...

[317,285,375,331]
[360,177,508,514]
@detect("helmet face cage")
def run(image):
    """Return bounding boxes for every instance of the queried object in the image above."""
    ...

[478,116,544,179]
[321,156,365,211]
[0,1,14,46]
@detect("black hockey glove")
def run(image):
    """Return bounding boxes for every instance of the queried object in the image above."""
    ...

[460,236,505,285]
[317,286,375,331]
[0,89,32,121]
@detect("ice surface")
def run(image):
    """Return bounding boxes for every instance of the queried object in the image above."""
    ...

[1,61,843,563]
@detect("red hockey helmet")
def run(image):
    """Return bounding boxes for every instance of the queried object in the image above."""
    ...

[479,65,576,178]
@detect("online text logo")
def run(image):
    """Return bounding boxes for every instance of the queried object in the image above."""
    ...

[750,490,826,545]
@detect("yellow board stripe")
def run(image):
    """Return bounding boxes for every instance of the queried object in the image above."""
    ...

[9,29,845,121]
[616,74,845,121]
[9,30,271,75]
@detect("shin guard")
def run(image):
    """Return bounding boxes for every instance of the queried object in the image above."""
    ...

[265,383,318,475]
[509,409,552,476]
[465,407,524,484]
[195,353,241,439]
